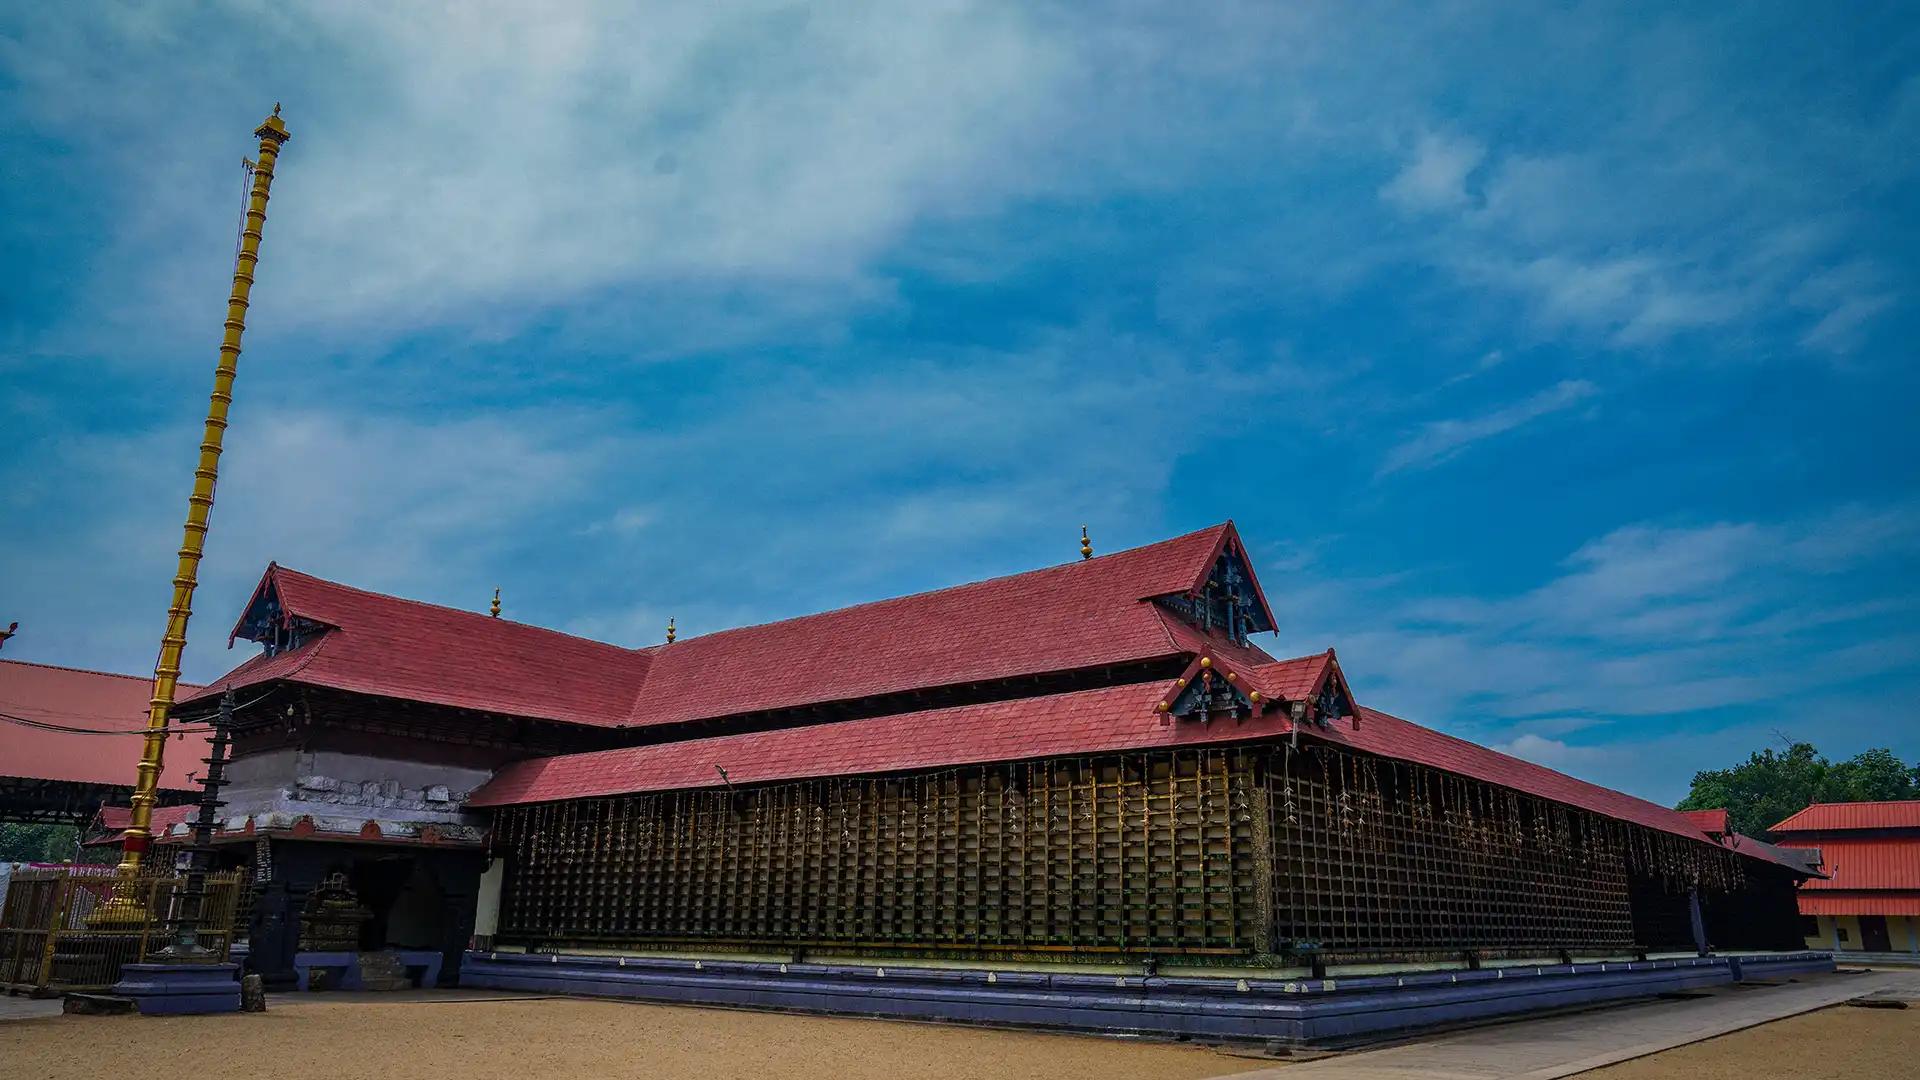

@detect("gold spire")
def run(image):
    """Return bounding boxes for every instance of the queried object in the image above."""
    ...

[490,587,501,618]
[1080,525,1093,560]
[666,616,676,644]
[110,105,291,892]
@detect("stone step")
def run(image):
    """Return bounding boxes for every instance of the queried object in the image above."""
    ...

[63,993,138,1015]
[353,951,415,991]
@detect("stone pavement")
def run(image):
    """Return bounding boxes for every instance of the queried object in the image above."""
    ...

[0,996,62,1021]
[1217,968,1920,1080]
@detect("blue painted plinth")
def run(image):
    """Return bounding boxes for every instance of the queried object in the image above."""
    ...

[111,962,242,1015]
[460,950,1834,1045]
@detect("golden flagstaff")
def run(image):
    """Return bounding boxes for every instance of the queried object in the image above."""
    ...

[105,106,291,904]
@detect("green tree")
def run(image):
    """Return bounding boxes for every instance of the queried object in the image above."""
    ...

[1678,743,1920,838]
[0,823,82,864]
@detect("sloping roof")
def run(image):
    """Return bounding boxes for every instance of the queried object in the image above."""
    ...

[615,522,1253,728]
[1771,801,1920,833]
[1328,707,1715,843]
[1680,808,1729,836]
[186,566,650,728]
[471,679,1296,807]
[1774,836,1920,891]
[185,523,1270,731]
[475,661,1728,860]
[92,803,195,839]
[1718,832,1825,877]
[0,659,207,789]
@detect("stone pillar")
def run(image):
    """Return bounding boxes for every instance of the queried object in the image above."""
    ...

[1687,888,1709,956]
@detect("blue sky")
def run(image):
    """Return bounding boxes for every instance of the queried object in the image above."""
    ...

[2,4,1916,805]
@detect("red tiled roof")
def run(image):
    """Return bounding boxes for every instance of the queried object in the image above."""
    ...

[1253,653,1335,702]
[474,661,1744,866]
[1325,707,1714,843]
[1775,836,1920,891]
[1681,808,1729,836]
[471,679,1293,807]
[185,524,1267,731]
[1798,892,1920,917]
[185,566,650,728]
[93,803,195,838]
[1771,801,1920,833]
[616,523,1253,728]
[0,659,207,789]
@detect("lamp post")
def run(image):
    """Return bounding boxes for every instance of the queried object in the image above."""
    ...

[157,690,234,959]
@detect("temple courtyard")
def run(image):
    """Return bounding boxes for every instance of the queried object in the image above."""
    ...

[3,971,1918,1080]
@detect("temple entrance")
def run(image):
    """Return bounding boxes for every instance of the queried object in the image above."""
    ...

[346,854,443,951]
[244,841,485,989]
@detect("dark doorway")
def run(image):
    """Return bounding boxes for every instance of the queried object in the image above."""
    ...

[1860,915,1893,952]
[348,855,417,951]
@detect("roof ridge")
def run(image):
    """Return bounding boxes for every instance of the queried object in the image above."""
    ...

[645,523,1232,650]
[0,657,197,688]
[269,566,636,654]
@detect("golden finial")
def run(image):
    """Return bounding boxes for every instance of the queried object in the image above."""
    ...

[489,587,501,618]
[666,617,676,644]
[1080,525,1093,560]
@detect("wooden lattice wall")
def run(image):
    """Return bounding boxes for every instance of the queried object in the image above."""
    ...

[492,748,1270,955]
[491,742,1741,961]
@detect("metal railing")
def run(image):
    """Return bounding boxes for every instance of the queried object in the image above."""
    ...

[0,866,243,992]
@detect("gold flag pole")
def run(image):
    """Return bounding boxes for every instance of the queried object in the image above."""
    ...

[100,105,291,915]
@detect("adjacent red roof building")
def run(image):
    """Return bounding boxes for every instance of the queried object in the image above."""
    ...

[0,659,208,818]
[1771,801,1920,945]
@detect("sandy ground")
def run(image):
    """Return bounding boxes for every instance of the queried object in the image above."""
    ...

[0,993,1265,1080]
[6,993,1917,1080]
[1583,1002,1920,1080]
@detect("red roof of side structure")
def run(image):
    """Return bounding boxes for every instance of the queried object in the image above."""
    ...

[1680,808,1730,836]
[1771,801,1920,833]
[0,659,207,790]
[183,523,1272,730]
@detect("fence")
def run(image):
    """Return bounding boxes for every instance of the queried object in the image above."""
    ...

[0,866,244,992]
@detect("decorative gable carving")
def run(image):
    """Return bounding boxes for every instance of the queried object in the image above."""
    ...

[1155,542,1275,646]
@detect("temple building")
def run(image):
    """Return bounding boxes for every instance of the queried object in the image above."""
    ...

[76,522,1823,1038]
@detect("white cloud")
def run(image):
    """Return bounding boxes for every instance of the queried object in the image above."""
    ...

[1377,379,1598,476]
[3,2,1078,341]
[1493,733,1623,772]
[1380,132,1484,212]
[1274,501,1920,801]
